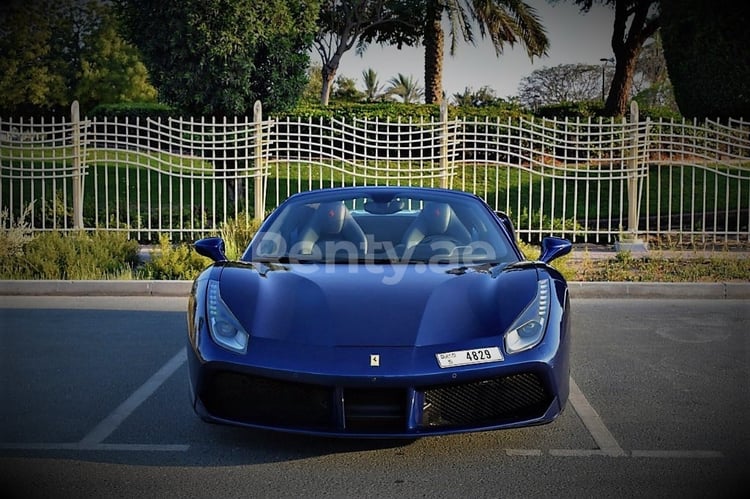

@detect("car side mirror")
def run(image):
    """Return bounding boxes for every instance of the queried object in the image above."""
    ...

[539,237,572,264]
[195,237,228,262]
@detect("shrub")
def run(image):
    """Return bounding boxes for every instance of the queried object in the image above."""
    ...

[0,229,140,280]
[219,213,262,260]
[140,235,211,280]
[516,239,575,282]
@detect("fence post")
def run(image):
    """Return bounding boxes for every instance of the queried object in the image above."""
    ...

[440,99,449,189]
[616,101,648,251]
[70,100,84,230]
[253,100,265,221]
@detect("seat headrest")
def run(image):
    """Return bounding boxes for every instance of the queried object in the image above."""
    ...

[317,202,347,234]
[421,202,451,234]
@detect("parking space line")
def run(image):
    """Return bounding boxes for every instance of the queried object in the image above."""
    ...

[631,450,724,459]
[568,376,626,457]
[549,449,615,457]
[78,348,187,446]
[505,449,542,456]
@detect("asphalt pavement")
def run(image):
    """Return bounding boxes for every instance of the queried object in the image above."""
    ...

[1,297,747,498]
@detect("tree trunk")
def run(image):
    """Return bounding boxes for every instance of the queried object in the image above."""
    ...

[605,46,640,117]
[320,63,336,106]
[423,1,443,104]
[604,0,659,117]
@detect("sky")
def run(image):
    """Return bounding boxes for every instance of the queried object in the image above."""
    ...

[331,1,616,100]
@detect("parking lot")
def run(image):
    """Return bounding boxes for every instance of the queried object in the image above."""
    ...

[1,296,747,497]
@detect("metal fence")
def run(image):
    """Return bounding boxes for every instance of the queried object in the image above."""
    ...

[1,101,748,246]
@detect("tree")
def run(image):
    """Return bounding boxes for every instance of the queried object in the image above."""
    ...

[630,33,676,111]
[660,0,749,119]
[451,85,504,107]
[76,19,157,112]
[0,0,149,115]
[552,1,659,117]
[423,0,549,104]
[361,68,385,102]
[115,0,319,115]
[332,75,365,101]
[518,64,604,108]
[0,1,67,114]
[314,1,420,105]
[302,63,325,103]
[385,73,423,103]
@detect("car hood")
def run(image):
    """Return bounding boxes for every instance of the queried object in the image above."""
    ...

[218,262,538,348]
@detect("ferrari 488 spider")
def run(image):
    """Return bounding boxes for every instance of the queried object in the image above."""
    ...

[187,186,572,437]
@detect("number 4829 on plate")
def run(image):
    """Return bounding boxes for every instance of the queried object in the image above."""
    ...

[436,347,504,368]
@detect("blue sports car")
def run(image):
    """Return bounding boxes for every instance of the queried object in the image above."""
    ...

[187,186,572,437]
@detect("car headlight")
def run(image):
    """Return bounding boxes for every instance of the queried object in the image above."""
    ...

[504,278,550,354]
[206,280,249,354]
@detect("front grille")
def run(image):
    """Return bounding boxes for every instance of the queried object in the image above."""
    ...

[420,373,552,429]
[200,370,552,434]
[201,371,334,430]
[343,388,408,432]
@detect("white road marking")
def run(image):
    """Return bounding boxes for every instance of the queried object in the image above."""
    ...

[548,449,615,457]
[505,449,542,456]
[78,348,187,446]
[568,376,627,457]
[631,450,724,459]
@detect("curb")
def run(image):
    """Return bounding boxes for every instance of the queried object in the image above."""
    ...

[0,280,192,297]
[566,281,750,299]
[0,280,748,299]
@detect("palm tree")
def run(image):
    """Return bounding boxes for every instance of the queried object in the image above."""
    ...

[423,0,549,104]
[386,73,424,103]
[362,68,384,102]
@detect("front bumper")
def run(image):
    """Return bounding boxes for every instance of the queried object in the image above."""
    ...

[191,364,563,437]
[187,334,569,437]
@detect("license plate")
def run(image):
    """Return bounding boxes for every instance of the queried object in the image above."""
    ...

[436,347,503,368]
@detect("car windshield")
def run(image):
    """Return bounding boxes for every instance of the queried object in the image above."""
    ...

[247,191,517,265]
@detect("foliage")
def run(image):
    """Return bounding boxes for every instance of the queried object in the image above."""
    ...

[552,1,659,117]
[115,0,319,115]
[660,0,750,119]
[515,207,585,243]
[533,100,607,119]
[0,229,140,280]
[332,75,365,103]
[75,20,158,113]
[385,73,424,103]
[519,64,604,108]
[219,213,262,260]
[516,239,575,281]
[0,0,155,116]
[140,235,211,280]
[0,204,34,260]
[314,0,421,105]
[87,102,179,119]
[423,0,549,104]
[275,101,438,120]
[0,0,68,115]
[451,86,507,107]
[361,68,386,102]
[275,101,530,121]
[302,63,325,104]
[575,251,750,282]
[630,34,678,112]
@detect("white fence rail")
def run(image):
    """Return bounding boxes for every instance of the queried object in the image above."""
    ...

[1,101,748,246]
